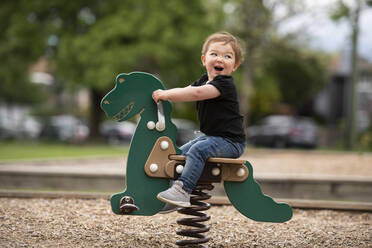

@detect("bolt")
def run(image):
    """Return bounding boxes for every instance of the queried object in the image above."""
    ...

[147,121,155,130]
[211,167,221,176]
[149,163,158,173]
[160,141,169,150]
[176,165,184,174]
[236,168,245,177]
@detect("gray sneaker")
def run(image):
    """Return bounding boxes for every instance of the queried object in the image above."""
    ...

[158,203,180,214]
[157,180,191,207]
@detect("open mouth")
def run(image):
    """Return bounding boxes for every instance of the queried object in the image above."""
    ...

[113,101,134,121]
[214,66,224,72]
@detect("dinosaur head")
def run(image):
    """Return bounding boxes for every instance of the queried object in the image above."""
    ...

[101,72,165,121]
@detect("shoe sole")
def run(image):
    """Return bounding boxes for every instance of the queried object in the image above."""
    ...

[158,206,180,214]
[157,194,191,208]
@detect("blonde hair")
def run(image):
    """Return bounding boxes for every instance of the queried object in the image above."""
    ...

[202,31,244,65]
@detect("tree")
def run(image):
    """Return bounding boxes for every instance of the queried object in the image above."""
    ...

[1,0,331,139]
[0,1,47,104]
[219,0,272,126]
[0,0,211,138]
[260,40,328,115]
[208,0,307,126]
[53,0,210,137]
[212,0,327,124]
[331,0,372,149]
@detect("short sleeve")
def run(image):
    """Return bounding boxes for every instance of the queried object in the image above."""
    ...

[209,76,234,99]
[191,74,208,87]
[191,80,199,87]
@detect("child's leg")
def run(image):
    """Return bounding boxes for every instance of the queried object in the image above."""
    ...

[179,134,207,155]
[179,136,245,193]
[157,135,208,211]
[157,136,244,207]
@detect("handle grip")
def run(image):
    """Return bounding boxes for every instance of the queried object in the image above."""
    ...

[156,101,165,131]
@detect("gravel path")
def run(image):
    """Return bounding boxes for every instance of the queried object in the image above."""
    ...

[1,198,371,247]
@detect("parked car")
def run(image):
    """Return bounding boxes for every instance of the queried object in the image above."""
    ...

[99,120,136,145]
[0,108,42,140]
[100,118,200,146]
[19,116,43,139]
[0,121,15,140]
[172,118,201,146]
[40,115,90,143]
[246,115,318,148]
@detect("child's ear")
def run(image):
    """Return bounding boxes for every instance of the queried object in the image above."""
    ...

[233,62,240,72]
[201,55,206,66]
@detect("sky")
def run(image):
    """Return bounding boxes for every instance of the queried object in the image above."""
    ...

[276,0,372,62]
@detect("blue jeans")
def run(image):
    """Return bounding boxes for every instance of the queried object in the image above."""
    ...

[178,134,246,193]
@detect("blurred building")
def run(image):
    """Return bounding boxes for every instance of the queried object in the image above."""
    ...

[30,56,90,115]
[30,56,54,86]
[314,53,372,146]
[0,57,90,141]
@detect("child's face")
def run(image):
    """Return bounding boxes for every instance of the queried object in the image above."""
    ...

[201,41,240,81]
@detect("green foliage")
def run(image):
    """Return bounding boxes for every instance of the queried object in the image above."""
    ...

[0,0,331,131]
[55,0,209,91]
[250,72,281,122]
[0,79,46,104]
[0,0,212,135]
[359,127,372,150]
[52,0,211,125]
[0,0,47,103]
[330,0,350,21]
[261,40,328,111]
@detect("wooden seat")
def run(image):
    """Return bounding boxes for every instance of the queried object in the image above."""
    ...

[144,137,249,182]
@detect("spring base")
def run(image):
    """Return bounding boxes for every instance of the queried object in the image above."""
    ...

[176,183,214,247]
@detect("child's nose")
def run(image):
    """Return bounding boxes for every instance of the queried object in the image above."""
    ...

[216,55,223,61]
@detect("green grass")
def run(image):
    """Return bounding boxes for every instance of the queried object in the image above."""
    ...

[0,142,128,162]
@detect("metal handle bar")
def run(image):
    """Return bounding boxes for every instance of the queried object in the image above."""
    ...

[156,101,165,131]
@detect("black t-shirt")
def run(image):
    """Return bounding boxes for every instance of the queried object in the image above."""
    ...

[191,74,246,143]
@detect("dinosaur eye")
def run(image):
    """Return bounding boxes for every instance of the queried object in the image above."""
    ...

[119,77,125,83]
[103,100,110,104]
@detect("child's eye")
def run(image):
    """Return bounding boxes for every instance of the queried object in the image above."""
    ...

[225,55,232,59]
[210,53,217,56]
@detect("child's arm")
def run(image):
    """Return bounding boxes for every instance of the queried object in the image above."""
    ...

[152,85,220,103]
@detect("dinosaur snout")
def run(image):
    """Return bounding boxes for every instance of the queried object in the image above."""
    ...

[100,98,111,117]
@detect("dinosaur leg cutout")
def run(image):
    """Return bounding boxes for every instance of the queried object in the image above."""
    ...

[110,177,168,216]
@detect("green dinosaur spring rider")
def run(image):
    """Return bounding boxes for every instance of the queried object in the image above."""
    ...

[101,72,292,246]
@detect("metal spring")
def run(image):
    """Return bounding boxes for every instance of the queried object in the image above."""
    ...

[176,183,214,247]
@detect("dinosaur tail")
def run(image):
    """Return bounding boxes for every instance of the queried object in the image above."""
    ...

[224,161,293,223]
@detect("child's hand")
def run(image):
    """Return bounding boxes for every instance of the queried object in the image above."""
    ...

[152,89,166,103]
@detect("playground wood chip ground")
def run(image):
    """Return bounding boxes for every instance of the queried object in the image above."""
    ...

[1,150,371,247]
[0,198,370,247]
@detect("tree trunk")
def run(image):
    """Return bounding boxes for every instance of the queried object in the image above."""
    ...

[89,89,104,140]
[238,0,270,128]
[241,48,253,128]
[345,0,361,150]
